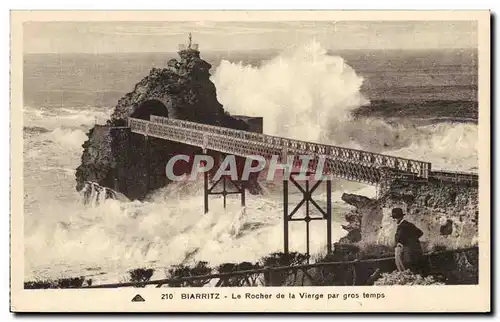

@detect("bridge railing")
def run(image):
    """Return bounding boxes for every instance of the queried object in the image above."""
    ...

[129,116,432,184]
[430,170,479,185]
[128,117,149,136]
[129,117,481,186]
[129,116,431,184]
[149,116,430,176]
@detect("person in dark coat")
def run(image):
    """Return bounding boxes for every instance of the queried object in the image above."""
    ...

[392,208,426,274]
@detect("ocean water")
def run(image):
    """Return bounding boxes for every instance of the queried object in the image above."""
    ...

[23,41,478,284]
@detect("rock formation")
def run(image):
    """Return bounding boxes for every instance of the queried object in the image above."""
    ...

[338,193,375,244]
[75,45,257,200]
[338,179,478,251]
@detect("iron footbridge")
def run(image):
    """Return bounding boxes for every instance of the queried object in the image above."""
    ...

[128,115,478,186]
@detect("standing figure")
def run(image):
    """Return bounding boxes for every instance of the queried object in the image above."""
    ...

[392,208,426,274]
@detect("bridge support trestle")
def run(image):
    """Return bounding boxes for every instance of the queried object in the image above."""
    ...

[203,174,246,214]
[283,172,332,260]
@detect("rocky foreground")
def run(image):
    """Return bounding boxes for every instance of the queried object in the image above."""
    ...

[338,179,478,252]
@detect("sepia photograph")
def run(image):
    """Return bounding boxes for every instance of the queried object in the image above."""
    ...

[10,10,491,312]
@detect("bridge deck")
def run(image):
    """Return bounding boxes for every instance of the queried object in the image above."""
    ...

[128,116,477,186]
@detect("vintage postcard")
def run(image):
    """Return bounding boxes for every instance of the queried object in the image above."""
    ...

[10,10,491,313]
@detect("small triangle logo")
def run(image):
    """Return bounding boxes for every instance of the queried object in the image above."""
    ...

[131,294,145,302]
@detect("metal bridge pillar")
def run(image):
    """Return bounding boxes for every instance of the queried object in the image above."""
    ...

[203,175,246,214]
[203,153,246,214]
[283,172,332,259]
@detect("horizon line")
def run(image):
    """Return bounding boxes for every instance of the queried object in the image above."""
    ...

[24,47,478,55]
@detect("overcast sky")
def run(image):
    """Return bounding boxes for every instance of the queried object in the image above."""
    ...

[23,21,477,53]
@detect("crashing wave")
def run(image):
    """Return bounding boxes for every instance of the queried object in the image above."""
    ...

[212,40,478,171]
[81,181,120,206]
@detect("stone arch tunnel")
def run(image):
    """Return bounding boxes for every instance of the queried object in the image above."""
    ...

[131,99,170,120]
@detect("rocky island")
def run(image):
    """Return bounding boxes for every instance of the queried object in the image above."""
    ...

[75,38,261,200]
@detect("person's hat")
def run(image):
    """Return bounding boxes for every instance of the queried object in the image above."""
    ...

[391,208,405,219]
